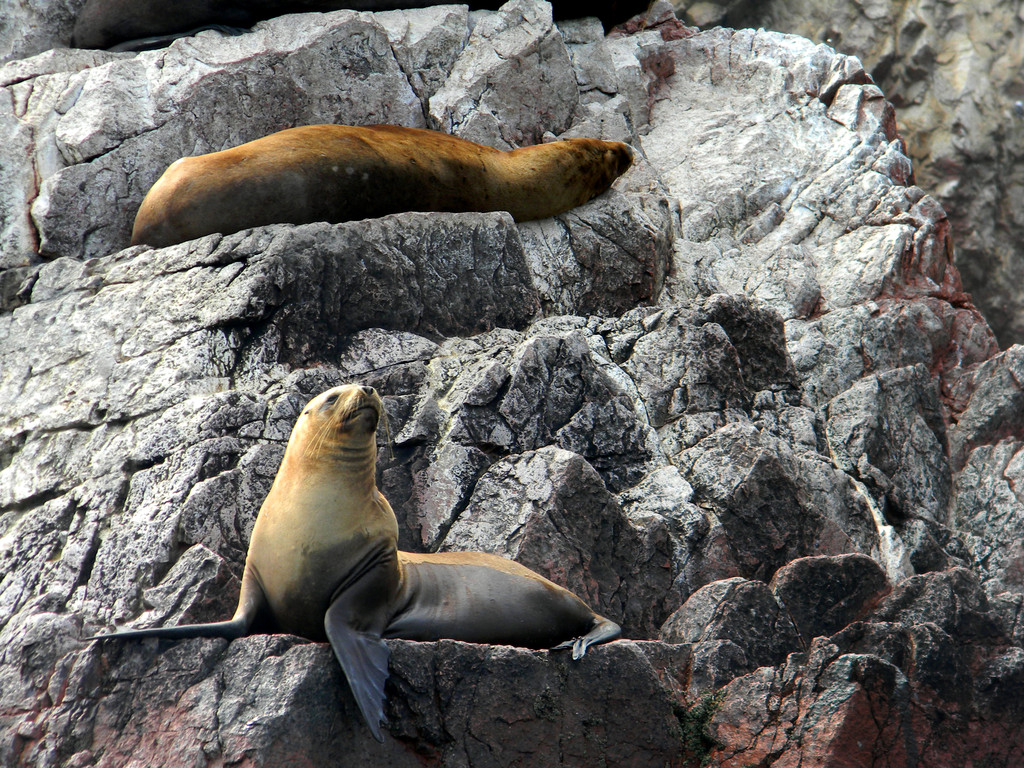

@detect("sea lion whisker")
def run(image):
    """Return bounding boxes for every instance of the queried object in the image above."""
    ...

[313,425,329,460]
[309,410,336,459]
[318,408,344,454]
[306,412,327,457]
[335,398,359,429]
[379,404,394,462]
[308,393,366,460]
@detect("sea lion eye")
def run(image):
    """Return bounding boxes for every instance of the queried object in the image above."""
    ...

[319,392,340,411]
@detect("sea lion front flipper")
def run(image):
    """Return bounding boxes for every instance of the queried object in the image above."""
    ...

[324,599,391,743]
[551,616,622,660]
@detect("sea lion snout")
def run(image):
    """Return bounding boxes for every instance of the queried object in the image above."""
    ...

[325,385,383,433]
[614,144,634,176]
[346,405,380,433]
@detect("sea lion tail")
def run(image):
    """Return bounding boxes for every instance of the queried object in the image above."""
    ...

[87,615,251,642]
[551,615,622,660]
[325,603,391,743]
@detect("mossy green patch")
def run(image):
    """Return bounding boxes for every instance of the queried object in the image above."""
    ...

[676,692,724,768]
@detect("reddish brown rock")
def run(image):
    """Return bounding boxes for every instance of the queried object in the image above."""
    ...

[660,577,800,668]
[770,553,890,643]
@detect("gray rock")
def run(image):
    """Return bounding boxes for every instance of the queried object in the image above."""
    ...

[824,567,1021,725]
[975,646,1024,722]
[676,422,878,581]
[705,639,914,767]
[723,0,1024,348]
[660,577,801,668]
[769,553,889,643]
[825,364,951,524]
[429,0,578,147]
[0,213,542,447]
[617,464,740,612]
[2,635,695,767]
[949,345,1024,470]
[639,28,951,317]
[955,441,1024,597]
[990,592,1024,648]
[622,305,751,429]
[947,347,1024,596]
[868,567,1004,641]
[375,5,471,110]
[374,318,662,549]
[686,639,751,693]
[0,0,84,65]
[786,298,997,413]
[518,192,675,317]
[496,327,657,490]
[897,516,970,577]
[710,619,1021,766]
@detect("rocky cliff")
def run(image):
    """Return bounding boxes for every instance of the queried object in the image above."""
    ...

[1,1,1022,765]
[676,0,1024,350]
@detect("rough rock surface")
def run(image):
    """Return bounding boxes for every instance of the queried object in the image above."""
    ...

[691,0,1024,349]
[0,0,85,65]
[1,1,1022,765]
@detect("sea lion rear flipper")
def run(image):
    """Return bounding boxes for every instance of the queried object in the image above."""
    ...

[325,599,391,743]
[551,616,622,660]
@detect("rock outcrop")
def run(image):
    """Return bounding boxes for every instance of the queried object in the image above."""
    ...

[676,0,1024,349]
[1,1,1022,765]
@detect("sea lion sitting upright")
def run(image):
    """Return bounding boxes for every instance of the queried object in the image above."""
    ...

[90,384,621,742]
[129,124,634,248]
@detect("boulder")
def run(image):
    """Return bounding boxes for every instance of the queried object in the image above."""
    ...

[698,0,1024,349]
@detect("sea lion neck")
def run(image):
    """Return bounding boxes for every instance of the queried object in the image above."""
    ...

[284,434,379,499]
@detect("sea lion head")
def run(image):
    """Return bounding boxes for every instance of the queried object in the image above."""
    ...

[608,141,634,179]
[577,138,633,187]
[555,138,634,210]
[293,384,384,460]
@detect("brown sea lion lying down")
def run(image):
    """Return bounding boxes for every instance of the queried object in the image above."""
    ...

[129,123,633,248]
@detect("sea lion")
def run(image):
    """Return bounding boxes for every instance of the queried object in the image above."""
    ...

[72,0,653,51]
[129,124,633,248]
[90,384,621,742]
[72,0,333,49]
